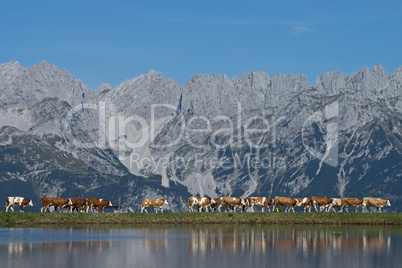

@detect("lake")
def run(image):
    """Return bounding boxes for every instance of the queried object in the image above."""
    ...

[1,225,401,268]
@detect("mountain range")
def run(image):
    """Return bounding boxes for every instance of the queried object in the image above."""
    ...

[0,61,400,212]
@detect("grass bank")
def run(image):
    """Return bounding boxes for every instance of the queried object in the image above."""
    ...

[0,211,401,226]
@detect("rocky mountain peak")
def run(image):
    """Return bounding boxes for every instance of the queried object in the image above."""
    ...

[146,69,159,76]
[0,61,25,80]
[357,64,387,80]
[314,71,345,96]
[29,60,58,70]
[0,61,92,109]
[0,60,21,69]
[373,63,386,74]
[390,66,402,82]
[26,61,74,87]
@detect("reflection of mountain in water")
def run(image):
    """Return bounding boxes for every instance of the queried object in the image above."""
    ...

[1,226,399,267]
[186,226,392,255]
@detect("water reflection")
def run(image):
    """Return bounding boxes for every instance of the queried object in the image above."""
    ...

[7,242,33,255]
[186,226,393,255]
[141,227,169,250]
[6,240,112,254]
[1,225,400,267]
[362,230,391,253]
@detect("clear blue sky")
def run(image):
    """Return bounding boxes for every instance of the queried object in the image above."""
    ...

[1,0,401,89]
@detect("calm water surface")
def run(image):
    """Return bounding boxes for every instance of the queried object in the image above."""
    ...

[0,225,401,268]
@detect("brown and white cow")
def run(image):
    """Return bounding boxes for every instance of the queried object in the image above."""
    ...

[5,197,33,212]
[248,197,272,212]
[141,199,168,213]
[219,197,248,212]
[341,197,363,212]
[362,197,391,213]
[272,196,297,212]
[188,197,215,212]
[329,198,348,212]
[41,197,69,213]
[295,197,312,212]
[67,198,88,213]
[86,198,112,213]
[310,197,333,212]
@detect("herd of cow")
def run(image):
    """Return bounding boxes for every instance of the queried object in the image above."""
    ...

[3,195,392,213]
[185,196,392,213]
[4,196,112,213]
[140,196,391,213]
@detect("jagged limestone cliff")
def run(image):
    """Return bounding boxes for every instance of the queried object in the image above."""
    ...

[0,61,400,211]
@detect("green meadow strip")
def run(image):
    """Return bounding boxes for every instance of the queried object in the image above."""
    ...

[0,212,401,226]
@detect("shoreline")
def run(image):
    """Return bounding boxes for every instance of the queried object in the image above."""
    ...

[1,212,401,226]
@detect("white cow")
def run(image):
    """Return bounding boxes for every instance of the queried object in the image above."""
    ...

[362,197,391,212]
